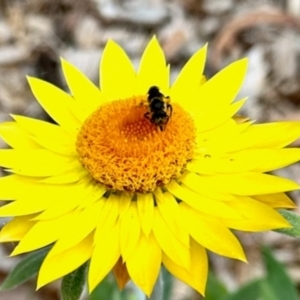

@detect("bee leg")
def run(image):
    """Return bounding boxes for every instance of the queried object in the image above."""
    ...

[165,115,170,125]
[161,115,170,131]
[167,104,173,118]
[144,112,151,121]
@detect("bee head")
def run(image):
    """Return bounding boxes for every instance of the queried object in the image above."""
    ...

[147,86,163,99]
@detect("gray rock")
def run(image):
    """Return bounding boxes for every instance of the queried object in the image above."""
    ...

[202,0,234,14]
[96,0,170,27]
[0,21,13,45]
[0,45,29,66]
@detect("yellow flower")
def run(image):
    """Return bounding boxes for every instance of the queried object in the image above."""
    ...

[0,36,299,296]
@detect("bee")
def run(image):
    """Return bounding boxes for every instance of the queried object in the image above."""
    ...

[143,86,173,131]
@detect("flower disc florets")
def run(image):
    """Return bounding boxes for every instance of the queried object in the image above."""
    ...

[76,96,196,193]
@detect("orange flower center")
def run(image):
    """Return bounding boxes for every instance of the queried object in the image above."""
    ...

[76,96,196,193]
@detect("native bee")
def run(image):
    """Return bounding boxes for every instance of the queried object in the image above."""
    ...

[143,86,173,131]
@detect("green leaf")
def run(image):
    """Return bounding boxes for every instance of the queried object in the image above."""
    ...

[261,246,299,300]
[220,279,261,300]
[276,209,300,237]
[205,272,228,300]
[61,263,87,300]
[0,246,50,290]
[260,279,279,300]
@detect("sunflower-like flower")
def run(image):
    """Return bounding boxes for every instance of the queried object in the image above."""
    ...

[0,37,299,296]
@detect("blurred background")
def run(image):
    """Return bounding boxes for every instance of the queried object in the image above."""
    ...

[1,0,300,299]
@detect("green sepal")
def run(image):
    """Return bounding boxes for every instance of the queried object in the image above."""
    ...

[276,209,300,237]
[0,246,50,290]
[60,263,87,300]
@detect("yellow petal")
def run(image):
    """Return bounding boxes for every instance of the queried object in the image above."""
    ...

[0,122,40,149]
[194,98,246,132]
[253,193,296,208]
[40,168,89,185]
[233,115,251,124]
[154,189,189,246]
[61,58,103,121]
[120,202,141,262]
[137,193,154,236]
[162,238,208,295]
[94,195,119,244]
[235,148,300,172]
[223,196,291,231]
[223,122,300,152]
[0,174,29,200]
[0,199,50,216]
[0,149,79,177]
[37,233,93,288]
[0,214,37,242]
[27,77,81,132]
[181,171,299,196]
[100,40,136,100]
[180,202,246,261]
[30,135,76,156]
[195,119,247,151]
[119,192,132,218]
[12,115,76,142]
[11,212,76,255]
[88,222,120,292]
[137,36,169,94]
[0,179,96,218]
[170,44,207,111]
[165,173,236,201]
[166,180,243,219]
[30,136,76,156]
[152,208,190,269]
[11,115,77,155]
[126,232,161,297]
[195,58,248,108]
[188,148,300,174]
[45,201,104,256]
[78,184,107,209]
[34,180,97,220]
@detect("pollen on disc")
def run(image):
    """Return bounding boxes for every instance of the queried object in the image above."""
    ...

[76,96,196,193]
